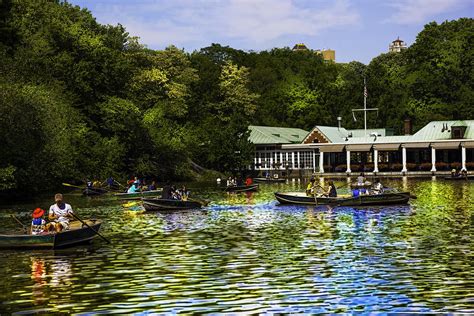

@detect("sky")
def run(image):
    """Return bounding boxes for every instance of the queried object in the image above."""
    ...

[70,0,473,64]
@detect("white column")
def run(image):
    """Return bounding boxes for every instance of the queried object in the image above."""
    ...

[297,151,300,169]
[280,152,283,169]
[319,151,324,173]
[461,146,466,171]
[254,157,257,169]
[373,148,379,173]
[346,150,351,174]
[275,151,278,166]
[270,155,273,170]
[258,156,262,170]
[291,152,295,169]
[431,147,436,172]
[312,150,316,172]
[401,146,407,173]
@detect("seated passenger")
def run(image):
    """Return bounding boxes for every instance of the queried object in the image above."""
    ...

[31,208,46,235]
[357,173,365,185]
[127,183,140,193]
[324,181,337,197]
[372,178,384,194]
[306,178,316,196]
[47,193,74,233]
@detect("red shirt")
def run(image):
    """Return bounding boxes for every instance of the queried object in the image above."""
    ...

[245,178,253,186]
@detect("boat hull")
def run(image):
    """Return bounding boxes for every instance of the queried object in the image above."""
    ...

[444,176,474,180]
[142,198,202,211]
[0,220,102,249]
[253,178,286,183]
[82,187,108,196]
[224,184,259,192]
[275,192,410,206]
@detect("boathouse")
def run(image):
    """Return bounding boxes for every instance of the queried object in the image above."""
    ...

[249,120,474,175]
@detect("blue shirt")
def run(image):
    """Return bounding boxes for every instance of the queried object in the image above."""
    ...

[127,185,139,193]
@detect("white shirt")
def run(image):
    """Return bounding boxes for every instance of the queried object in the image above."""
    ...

[49,203,73,224]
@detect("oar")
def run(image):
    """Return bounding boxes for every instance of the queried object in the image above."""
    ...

[62,182,85,190]
[11,214,28,234]
[71,213,110,244]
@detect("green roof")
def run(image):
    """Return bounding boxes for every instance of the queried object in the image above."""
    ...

[249,125,309,144]
[412,120,474,140]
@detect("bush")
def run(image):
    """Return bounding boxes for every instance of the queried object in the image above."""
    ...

[406,163,417,170]
[435,162,449,170]
[419,162,432,171]
[335,164,347,172]
[390,163,403,171]
[378,163,389,171]
[363,164,374,172]
[466,162,474,169]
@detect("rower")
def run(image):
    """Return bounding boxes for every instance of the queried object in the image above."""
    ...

[372,178,384,195]
[47,193,74,233]
[324,180,337,197]
[306,177,316,196]
[357,173,366,185]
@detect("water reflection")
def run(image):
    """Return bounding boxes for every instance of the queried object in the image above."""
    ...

[0,178,473,313]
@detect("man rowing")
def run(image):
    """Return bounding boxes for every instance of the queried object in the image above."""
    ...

[47,193,74,233]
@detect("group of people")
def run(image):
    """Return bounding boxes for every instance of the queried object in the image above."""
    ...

[306,175,385,198]
[31,193,74,235]
[126,177,158,193]
[225,176,253,187]
[451,168,468,178]
[161,183,189,200]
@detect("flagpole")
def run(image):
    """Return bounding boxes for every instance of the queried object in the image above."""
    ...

[364,77,367,137]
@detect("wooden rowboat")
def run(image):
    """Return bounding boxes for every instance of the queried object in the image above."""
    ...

[443,175,474,181]
[275,191,410,206]
[253,177,286,183]
[142,198,202,211]
[224,184,259,192]
[0,220,102,249]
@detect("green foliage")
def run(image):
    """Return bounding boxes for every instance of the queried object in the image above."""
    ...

[0,0,472,194]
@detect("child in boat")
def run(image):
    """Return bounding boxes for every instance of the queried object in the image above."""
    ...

[372,178,384,195]
[31,208,46,235]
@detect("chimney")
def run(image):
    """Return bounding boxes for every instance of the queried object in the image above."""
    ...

[404,119,412,135]
[337,116,342,130]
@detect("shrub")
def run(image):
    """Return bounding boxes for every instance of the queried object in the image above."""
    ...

[350,164,361,172]
[390,163,403,171]
[419,162,432,171]
[466,162,474,169]
[435,162,449,170]
[335,164,347,172]
[406,163,417,170]
[363,164,374,172]
[450,162,462,170]
[378,163,389,171]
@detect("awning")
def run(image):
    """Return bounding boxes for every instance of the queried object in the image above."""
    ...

[318,144,346,152]
[431,142,461,150]
[374,143,400,151]
[461,141,474,148]
[403,142,430,149]
[346,144,373,152]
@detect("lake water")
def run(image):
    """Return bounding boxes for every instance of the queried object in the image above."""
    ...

[1,178,473,314]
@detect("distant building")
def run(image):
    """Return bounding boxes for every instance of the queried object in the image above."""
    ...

[292,43,309,51]
[389,37,407,53]
[249,120,474,175]
[316,49,336,62]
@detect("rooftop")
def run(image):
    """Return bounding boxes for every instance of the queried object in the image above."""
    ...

[249,125,309,145]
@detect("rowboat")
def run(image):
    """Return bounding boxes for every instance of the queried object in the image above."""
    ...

[142,198,202,211]
[444,175,474,181]
[350,182,372,189]
[224,184,259,192]
[114,189,163,199]
[253,177,286,183]
[0,220,102,249]
[82,187,109,196]
[274,191,410,206]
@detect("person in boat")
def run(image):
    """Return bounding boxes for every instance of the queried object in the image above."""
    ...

[86,179,93,188]
[148,181,157,191]
[162,182,173,199]
[245,176,253,186]
[47,193,74,233]
[306,177,316,196]
[127,182,140,194]
[372,178,384,195]
[461,169,468,178]
[323,180,337,197]
[226,177,234,187]
[273,173,279,179]
[31,208,46,235]
[236,176,243,186]
[357,173,366,185]
[177,185,189,201]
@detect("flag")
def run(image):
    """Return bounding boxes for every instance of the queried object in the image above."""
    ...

[364,85,368,98]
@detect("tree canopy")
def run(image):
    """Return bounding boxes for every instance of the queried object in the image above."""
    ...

[0,0,472,193]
